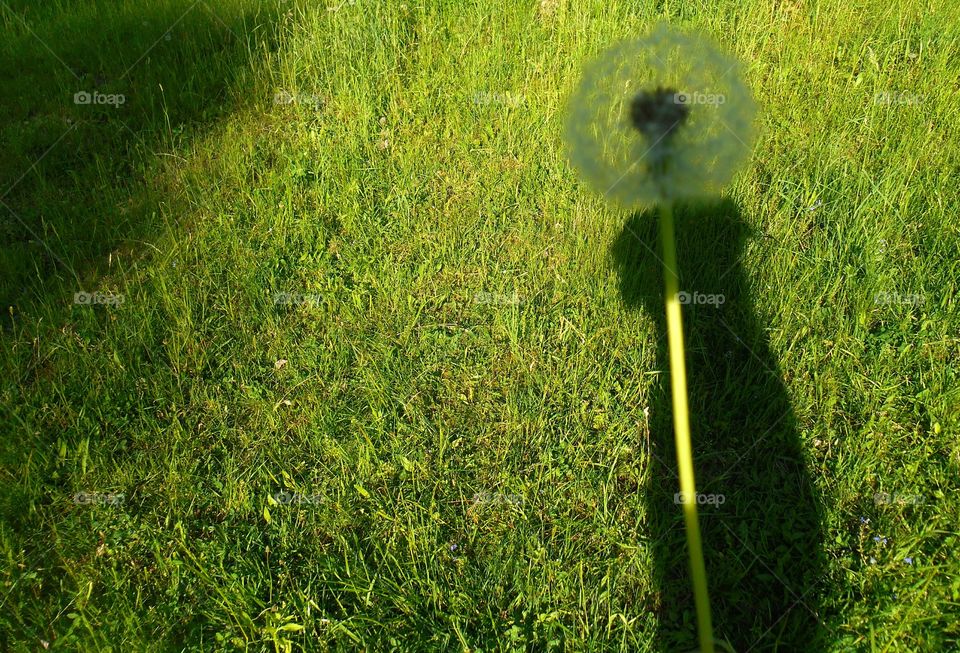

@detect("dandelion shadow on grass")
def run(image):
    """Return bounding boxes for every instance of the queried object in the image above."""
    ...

[611,199,828,651]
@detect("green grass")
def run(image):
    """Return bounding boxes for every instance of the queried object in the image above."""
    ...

[1,0,959,650]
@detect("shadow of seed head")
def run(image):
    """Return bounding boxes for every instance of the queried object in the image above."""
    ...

[629,86,689,141]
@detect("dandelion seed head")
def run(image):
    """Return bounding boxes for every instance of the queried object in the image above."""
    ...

[563,24,757,208]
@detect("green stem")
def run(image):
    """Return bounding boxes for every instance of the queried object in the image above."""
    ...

[659,201,715,653]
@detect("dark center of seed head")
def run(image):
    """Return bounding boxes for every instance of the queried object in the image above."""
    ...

[629,86,690,141]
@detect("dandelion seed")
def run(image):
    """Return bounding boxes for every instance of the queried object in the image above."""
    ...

[564,23,756,208]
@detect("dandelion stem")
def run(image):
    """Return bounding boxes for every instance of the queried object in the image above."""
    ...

[659,200,715,653]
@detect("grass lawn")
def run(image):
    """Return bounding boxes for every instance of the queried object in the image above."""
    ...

[1,0,959,650]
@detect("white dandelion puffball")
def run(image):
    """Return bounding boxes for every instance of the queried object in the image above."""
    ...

[564,23,757,208]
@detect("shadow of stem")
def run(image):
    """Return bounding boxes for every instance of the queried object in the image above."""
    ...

[611,199,828,651]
